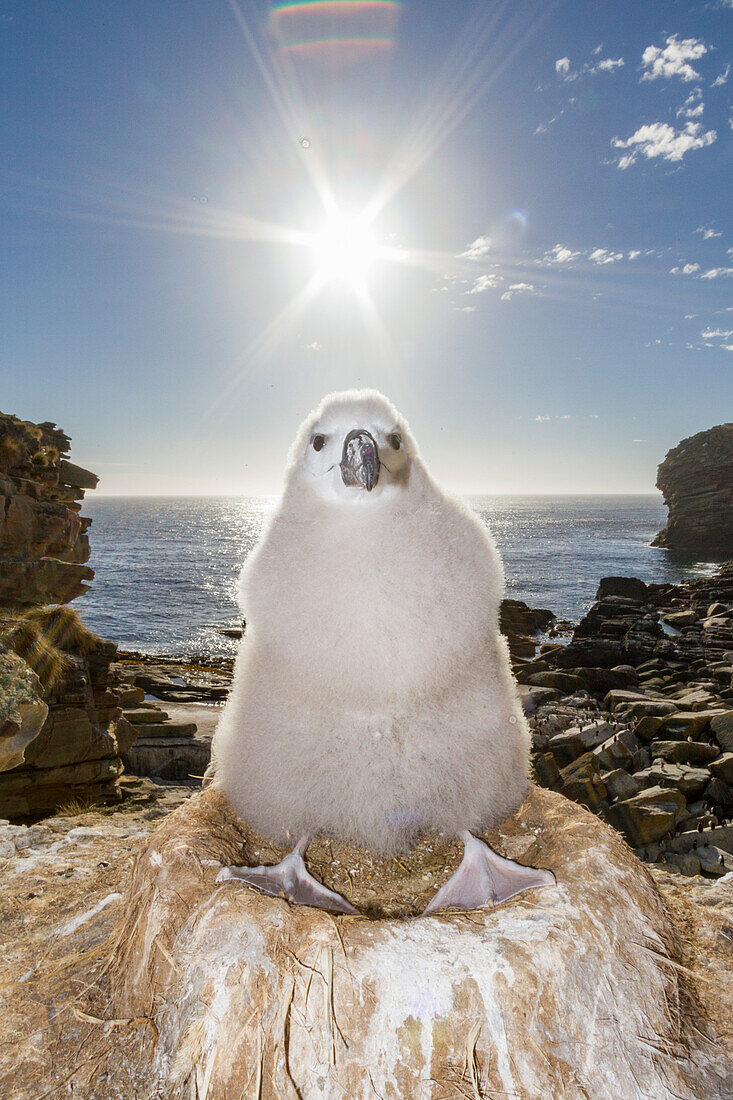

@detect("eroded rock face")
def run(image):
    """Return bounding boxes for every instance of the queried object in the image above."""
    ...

[109,785,732,1099]
[653,423,733,554]
[0,410,146,817]
[0,412,98,605]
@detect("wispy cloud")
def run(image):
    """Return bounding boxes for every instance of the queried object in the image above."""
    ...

[588,248,624,264]
[306,340,322,351]
[699,267,733,279]
[641,35,707,83]
[671,264,733,279]
[543,244,582,264]
[712,63,730,87]
[501,282,535,301]
[555,53,624,82]
[677,88,704,120]
[612,120,716,168]
[541,244,643,266]
[455,305,476,312]
[459,235,492,260]
[695,225,722,239]
[468,273,502,294]
[701,327,733,339]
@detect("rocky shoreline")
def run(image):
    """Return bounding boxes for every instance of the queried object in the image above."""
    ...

[516,562,733,876]
[93,561,733,885]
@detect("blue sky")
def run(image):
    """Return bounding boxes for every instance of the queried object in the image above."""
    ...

[1,0,731,494]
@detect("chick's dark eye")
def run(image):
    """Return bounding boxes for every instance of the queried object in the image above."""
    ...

[388,432,401,450]
[312,434,325,452]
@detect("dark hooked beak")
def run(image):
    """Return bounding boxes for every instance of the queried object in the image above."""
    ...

[340,429,380,492]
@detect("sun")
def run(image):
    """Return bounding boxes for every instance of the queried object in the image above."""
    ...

[309,211,379,287]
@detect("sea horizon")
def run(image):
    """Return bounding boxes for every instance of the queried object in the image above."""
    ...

[78,494,720,661]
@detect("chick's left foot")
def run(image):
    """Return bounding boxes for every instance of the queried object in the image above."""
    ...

[423,830,555,914]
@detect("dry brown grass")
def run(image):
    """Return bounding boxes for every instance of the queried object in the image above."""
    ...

[0,606,105,694]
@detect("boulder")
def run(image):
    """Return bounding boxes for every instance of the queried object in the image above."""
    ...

[710,711,733,752]
[526,671,585,693]
[109,785,729,1099]
[659,710,723,738]
[649,740,720,765]
[547,721,614,766]
[709,753,733,784]
[597,576,648,602]
[0,647,48,771]
[635,763,711,797]
[603,768,642,801]
[606,785,686,846]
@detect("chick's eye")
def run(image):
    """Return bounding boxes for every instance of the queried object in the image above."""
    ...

[388,432,401,450]
[312,434,325,452]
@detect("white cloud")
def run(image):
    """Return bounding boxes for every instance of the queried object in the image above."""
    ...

[460,235,492,260]
[641,35,707,83]
[723,345,733,352]
[306,341,322,351]
[612,120,716,168]
[701,327,733,339]
[712,64,730,87]
[677,88,704,119]
[468,273,502,294]
[699,267,733,279]
[535,415,552,422]
[670,263,701,274]
[695,225,722,239]
[588,248,624,264]
[555,54,624,82]
[628,250,641,259]
[500,282,535,301]
[455,305,476,312]
[543,243,582,264]
[632,439,647,443]
[594,57,624,73]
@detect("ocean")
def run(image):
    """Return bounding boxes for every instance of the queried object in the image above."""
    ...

[78,496,720,661]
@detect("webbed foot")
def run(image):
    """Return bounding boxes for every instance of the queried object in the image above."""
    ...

[423,830,555,914]
[216,836,358,914]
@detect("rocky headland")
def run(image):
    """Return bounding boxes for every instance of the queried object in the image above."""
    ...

[653,422,733,554]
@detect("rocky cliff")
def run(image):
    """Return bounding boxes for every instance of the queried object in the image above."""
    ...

[0,411,137,817]
[653,422,733,554]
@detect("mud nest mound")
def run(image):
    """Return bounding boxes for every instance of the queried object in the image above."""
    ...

[102,785,733,1099]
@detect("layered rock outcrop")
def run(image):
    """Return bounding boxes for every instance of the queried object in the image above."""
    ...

[518,562,733,873]
[653,423,733,554]
[0,410,138,817]
[0,412,98,604]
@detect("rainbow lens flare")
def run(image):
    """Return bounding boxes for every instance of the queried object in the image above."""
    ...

[270,1,401,66]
